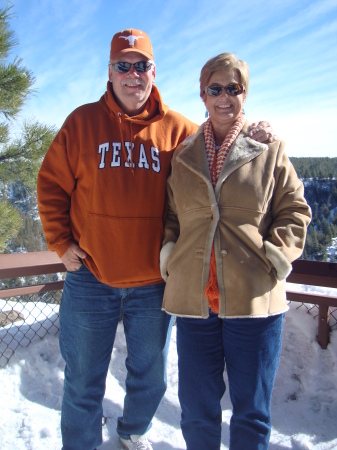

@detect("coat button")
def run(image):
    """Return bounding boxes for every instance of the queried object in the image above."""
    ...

[221,250,228,256]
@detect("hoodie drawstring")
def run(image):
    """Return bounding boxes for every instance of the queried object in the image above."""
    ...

[117,112,135,176]
[130,122,135,176]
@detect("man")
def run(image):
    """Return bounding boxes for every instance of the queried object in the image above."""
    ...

[37,29,274,450]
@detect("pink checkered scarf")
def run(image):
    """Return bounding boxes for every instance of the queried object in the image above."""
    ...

[204,112,245,187]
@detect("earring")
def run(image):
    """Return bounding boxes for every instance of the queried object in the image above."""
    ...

[205,110,209,118]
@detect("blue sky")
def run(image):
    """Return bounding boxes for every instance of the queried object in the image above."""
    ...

[6,0,337,157]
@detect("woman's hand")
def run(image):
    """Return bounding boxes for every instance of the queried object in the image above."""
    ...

[249,121,279,143]
[160,242,175,281]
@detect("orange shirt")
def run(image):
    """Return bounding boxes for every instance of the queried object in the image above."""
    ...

[37,83,197,287]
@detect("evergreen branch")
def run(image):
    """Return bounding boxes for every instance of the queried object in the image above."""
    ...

[0,58,35,118]
[0,5,17,60]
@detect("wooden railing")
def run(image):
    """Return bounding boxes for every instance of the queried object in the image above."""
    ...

[0,251,65,298]
[286,260,337,349]
[0,252,336,348]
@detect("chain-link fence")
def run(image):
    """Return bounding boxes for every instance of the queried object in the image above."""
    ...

[1,289,336,367]
[292,302,337,330]
[0,290,61,367]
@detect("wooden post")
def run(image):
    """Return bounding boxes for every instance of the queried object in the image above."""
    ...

[317,304,330,349]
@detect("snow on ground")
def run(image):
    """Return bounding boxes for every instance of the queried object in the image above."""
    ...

[1,285,337,449]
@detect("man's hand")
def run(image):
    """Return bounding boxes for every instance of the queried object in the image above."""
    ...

[61,243,87,272]
[249,121,279,143]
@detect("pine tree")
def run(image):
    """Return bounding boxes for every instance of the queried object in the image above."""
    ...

[0,6,56,252]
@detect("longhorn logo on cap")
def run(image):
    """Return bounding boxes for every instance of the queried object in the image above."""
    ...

[119,35,145,46]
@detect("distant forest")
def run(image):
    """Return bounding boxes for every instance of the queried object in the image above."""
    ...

[290,157,337,180]
[290,157,337,261]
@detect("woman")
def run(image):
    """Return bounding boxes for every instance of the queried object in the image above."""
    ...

[160,53,311,450]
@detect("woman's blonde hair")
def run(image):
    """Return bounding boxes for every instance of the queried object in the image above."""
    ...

[200,52,250,99]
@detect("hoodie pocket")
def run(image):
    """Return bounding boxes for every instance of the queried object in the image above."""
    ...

[79,213,164,285]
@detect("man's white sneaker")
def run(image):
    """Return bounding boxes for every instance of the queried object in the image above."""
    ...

[120,435,153,450]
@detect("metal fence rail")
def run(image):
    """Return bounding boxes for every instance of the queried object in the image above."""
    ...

[0,252,337,366]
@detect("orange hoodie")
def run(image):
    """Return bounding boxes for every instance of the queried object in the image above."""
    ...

[37,82,197,287]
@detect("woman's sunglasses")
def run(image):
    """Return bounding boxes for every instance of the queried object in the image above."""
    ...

[204,83,245,97]
[110,61,154,73]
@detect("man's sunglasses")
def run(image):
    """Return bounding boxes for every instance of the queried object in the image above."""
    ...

[204,83,245,97]
[110,61,154,73]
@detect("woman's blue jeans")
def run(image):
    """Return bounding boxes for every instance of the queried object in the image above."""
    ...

[59,265,173,450]
[176,313,284,450]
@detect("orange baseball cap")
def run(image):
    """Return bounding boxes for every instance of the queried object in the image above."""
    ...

[110,29,154,61]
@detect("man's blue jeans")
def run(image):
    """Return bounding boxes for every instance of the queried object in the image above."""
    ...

[59,265,173,450]
[177,313,284,450]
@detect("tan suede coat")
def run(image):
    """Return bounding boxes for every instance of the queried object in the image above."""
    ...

[161,123,311,318]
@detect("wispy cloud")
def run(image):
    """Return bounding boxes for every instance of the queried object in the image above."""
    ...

[8,0,337,157]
